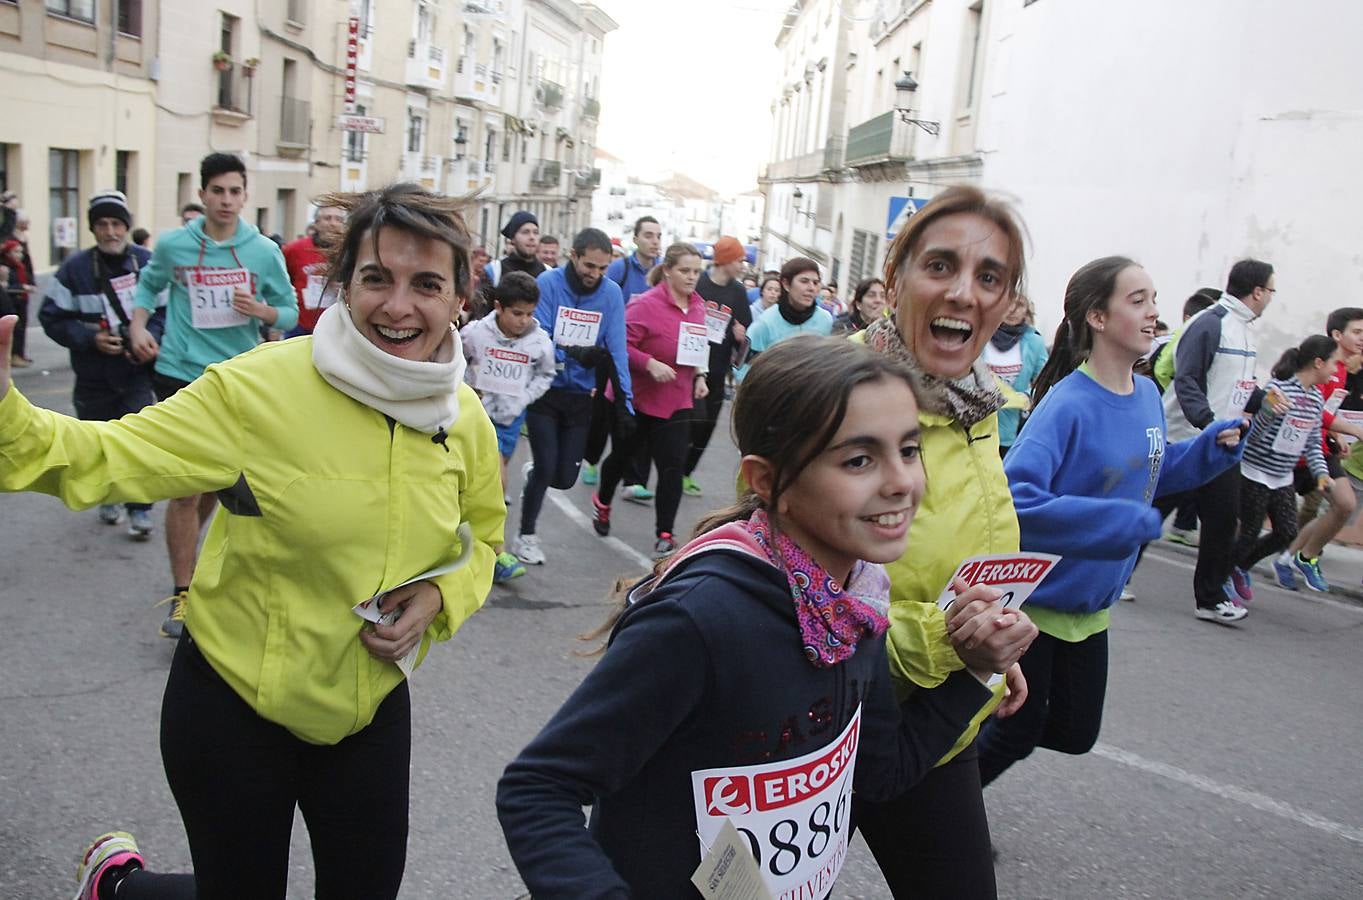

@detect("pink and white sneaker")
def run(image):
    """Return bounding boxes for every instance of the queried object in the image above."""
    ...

[74,831,143,900]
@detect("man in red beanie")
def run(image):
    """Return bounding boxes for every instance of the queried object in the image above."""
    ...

[682,235,751,496]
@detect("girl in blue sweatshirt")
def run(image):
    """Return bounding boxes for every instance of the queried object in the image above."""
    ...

[977,256,1245,787]
[497,337,1012,900]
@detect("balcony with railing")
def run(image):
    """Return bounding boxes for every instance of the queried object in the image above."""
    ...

[406,40,448,90]
[530,159,562,188]
[844,111,915,168]
[212,67,251,125]
[453,60,500,105]
[574,167,601,191]
[582,97,600,120]
[401,151,444,188]
[277,97,310,154]
[535,79,565,112]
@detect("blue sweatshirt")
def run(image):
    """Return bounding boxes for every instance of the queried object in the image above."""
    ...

[497,542,992,899]
[1005,370,1243,617]
[132,216,297,383]
[604,253,657,301]
[534,267,633,410]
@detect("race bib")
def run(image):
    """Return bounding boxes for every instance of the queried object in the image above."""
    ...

[478,347,530,396]
[1338,409,1363,444]
[553,306,602,348]
[187,268,251,330]
[936,552,1062,611]
[1228,379,1257,417]
[691,706,860,900]
[1272,415,1314,457]
[705,303,732,345]
[1324,388,1347,416]
[677,322,710,368]
[109,273,137,319]
[302,274,338,310]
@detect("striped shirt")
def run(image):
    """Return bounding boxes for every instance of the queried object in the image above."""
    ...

[1242,376,1327,488]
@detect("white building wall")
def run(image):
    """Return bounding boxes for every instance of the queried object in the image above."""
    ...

[978,0,1363,354]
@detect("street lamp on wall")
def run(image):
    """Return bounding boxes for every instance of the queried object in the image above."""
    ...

[893,71,941,136]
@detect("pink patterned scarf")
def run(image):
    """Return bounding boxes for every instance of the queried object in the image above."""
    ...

[746,509,891,668]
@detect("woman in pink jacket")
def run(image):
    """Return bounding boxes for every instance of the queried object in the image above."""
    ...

[591,243,709,556]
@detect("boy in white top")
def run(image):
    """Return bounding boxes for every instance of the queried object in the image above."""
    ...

[461,270,556,581]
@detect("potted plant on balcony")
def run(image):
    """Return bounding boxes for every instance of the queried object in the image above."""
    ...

[212,51,233,72]
[242,57,260,77]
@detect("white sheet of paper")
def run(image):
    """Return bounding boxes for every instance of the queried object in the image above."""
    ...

[691,706,860,900]
[351,523,474,678]
[677,322,709,368]
[935,552,1062,612]
[553,306,602,347]
[187,267,252,329]
[691,819,775,900]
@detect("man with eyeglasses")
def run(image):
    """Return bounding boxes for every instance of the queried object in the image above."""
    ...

[1161,258,1276,625]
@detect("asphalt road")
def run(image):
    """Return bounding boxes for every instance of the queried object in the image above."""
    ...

[3,324,1361,898]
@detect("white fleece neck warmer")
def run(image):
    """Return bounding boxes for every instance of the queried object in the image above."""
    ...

[310,302,465,435]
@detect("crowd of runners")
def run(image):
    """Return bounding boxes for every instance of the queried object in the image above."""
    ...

[0,156,1351,899]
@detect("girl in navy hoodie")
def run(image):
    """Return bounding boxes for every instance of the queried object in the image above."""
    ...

[498,336,1013,899]
[977,256,1246,787]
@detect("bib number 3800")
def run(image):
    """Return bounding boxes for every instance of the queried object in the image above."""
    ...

[691,705,861,898]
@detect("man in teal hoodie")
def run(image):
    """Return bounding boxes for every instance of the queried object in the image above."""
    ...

[127,152,297,639]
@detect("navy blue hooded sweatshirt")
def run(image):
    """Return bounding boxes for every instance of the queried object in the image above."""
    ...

[39,245,165,394]
[496,538,993,899]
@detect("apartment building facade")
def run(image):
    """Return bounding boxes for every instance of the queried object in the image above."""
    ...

[0,0,613,270]
[758,0,990,289]
[761,0,1363,342]
[0,0,160,270]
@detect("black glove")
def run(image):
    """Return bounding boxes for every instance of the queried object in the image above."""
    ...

[563,344,610,368]
[614,408,638,444]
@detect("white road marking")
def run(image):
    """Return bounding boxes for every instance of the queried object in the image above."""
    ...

[546,490,655,571]
[1092,742,1363,844]
[1143,547,1363,615]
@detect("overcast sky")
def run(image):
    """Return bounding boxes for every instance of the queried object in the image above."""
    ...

[592,0,787,197]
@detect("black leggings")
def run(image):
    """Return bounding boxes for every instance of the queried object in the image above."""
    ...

[685,366,727,476]
[599,408,690,537]
[854,744,997,899]
[976,629,1109,786]
[521,388,593,535]
[1235,476,1299,569]
[120,633,411,899]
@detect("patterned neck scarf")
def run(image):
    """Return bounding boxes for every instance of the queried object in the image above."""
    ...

[746,509,890,668]
[862,315,1006,429]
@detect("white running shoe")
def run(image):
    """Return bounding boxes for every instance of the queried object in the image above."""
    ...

[512,533,545,565]
[1195,599,1247,625]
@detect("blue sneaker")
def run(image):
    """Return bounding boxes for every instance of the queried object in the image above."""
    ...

[493,551,526,583]
[1294,553,1329,592]
[1272,556,1299,590]
[623,484,654,504]
[581,463,598,486]
[1229,567,1253,603]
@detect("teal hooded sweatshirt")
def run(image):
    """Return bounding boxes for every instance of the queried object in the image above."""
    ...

[133,215,298,383]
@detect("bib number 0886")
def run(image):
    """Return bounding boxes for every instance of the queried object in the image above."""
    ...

[734,777,851,877]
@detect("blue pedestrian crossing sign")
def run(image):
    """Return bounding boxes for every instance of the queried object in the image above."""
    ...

[887,196,928,240]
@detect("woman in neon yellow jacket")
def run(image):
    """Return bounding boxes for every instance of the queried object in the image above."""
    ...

[0,184,504,900]
[852,185,1040,899]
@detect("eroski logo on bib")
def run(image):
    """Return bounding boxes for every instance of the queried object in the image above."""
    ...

[704,776,752,816]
